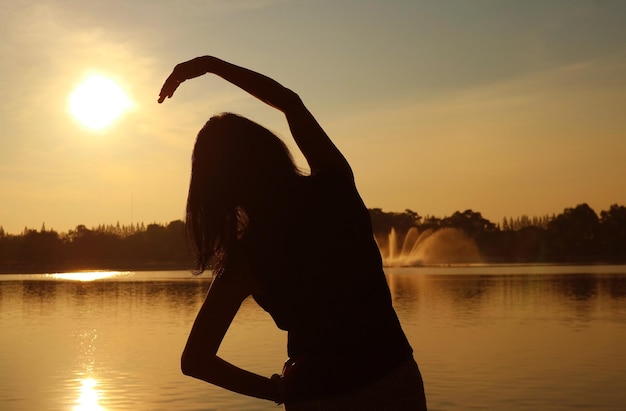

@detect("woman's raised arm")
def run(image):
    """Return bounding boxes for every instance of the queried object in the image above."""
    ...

[158,56,353,179]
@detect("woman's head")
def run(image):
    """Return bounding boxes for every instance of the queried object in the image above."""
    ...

[186,113,300,272]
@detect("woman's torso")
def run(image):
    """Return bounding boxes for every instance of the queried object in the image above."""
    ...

[245,172,413,400]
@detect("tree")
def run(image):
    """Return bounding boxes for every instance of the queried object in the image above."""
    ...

[368,208,420,237]
[442,210,497,237]
[547,203,600,261]
[599,204,626,260]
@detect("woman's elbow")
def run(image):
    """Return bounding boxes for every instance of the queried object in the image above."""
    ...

[181,349,215,378]
[180,350,196,376]
[278,88,304,112]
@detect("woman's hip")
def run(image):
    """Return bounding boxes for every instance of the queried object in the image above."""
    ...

[284,357,427,411]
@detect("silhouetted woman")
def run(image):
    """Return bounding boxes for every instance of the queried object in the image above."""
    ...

[158,56,427,410]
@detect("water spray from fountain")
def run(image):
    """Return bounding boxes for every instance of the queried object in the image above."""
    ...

[378,227,481,266]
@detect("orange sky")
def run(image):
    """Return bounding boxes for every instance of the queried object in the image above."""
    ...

[1,1,625,234]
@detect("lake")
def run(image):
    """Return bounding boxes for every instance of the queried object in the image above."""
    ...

[1,265,625,410]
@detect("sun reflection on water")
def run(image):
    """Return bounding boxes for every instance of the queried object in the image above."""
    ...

[47,271,129,282]
[74,378,105,411]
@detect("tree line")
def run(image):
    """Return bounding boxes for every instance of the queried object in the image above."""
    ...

[0,221,190,273]
[369,203,626,264]
[1,203,625,273]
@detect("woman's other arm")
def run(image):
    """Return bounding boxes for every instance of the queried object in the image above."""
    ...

[181,267,284,403]
[158,56,353,180]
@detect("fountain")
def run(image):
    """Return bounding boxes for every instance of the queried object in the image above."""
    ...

[377,227,481,266]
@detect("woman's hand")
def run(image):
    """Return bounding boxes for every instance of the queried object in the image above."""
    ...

[158,56,212,103]
[271,373,287,405]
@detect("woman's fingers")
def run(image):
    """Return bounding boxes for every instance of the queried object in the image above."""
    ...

[158,74,181,103]
[157,58,208,103]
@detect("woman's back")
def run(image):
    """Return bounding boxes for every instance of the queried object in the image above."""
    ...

[248,171,413,400]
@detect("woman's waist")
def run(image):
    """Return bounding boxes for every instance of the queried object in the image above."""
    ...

[286,309,411,358]
[282,344,413,401]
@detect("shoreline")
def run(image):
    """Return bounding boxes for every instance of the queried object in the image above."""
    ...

[3,261,626,275]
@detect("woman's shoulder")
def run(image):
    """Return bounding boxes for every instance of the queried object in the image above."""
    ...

[304,169,359,199]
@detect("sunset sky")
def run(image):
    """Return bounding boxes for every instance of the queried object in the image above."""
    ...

[1,0,625,234]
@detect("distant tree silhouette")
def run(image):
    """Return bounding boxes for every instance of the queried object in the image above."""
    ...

[599,204,626,261]
[547,203,600,261]
[439,210,499,260]
[441,210,497,236]
[420,215,442,231]
[2,204,626,273]
[369,208,421,237]
[506,226,548,262]
[0,220,193,273]
[503,215,552,231]
[123,221,189,268]
[10,228,65,270]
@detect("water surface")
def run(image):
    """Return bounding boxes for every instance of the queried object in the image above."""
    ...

[1,265,625,410]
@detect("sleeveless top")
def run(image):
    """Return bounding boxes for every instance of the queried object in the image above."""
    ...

[245,171,413,401]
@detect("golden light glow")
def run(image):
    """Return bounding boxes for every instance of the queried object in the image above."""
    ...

[47,271,128,282]
[74,378,104,411]
[69,74,132,130]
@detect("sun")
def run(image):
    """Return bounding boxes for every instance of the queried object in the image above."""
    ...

[69,74,133,131]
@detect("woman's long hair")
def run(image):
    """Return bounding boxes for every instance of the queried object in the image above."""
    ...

[186,113,300,274]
